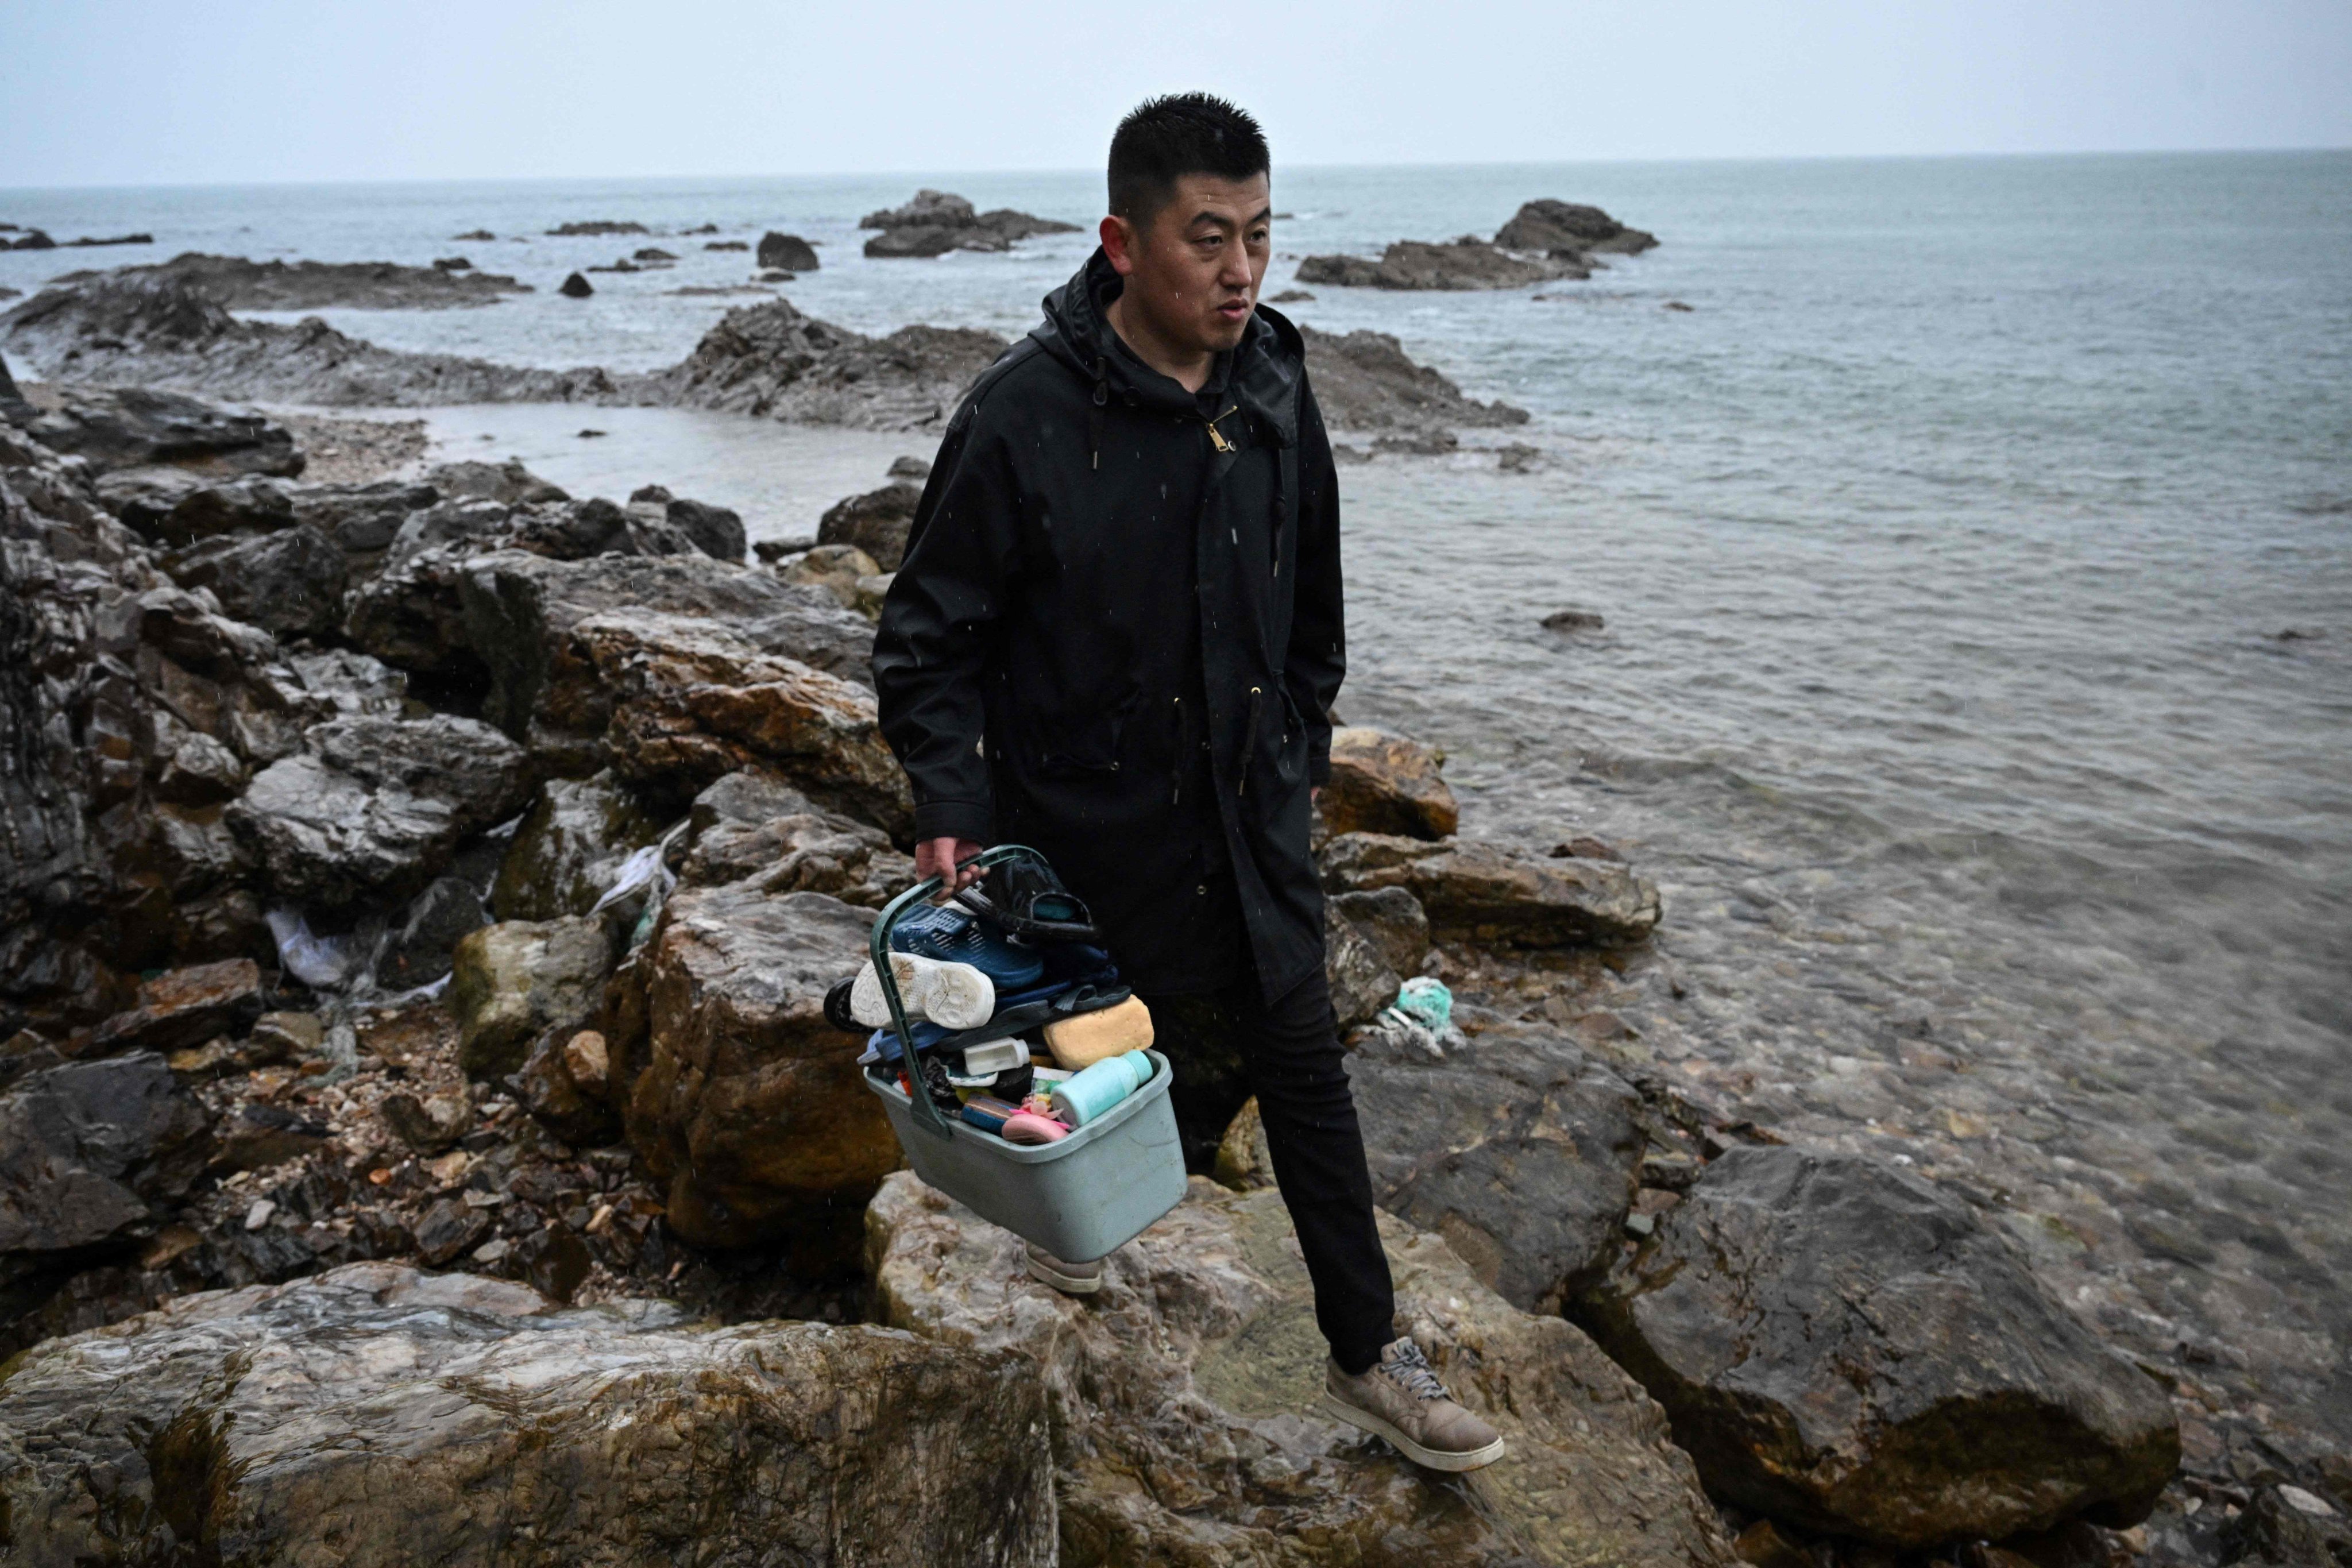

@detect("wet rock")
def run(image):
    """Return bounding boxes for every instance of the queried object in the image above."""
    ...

[1543,607,1605,634]
[657,294,1009,431]
[3,383,303,477]
[1297,236,1588,290]
[160,523,347,638]
[229,715,528,907]
[756,231,820,271]
[575,610,910,833]
[450,916,615,1081]
[1574,1145,2181,1548]
[817,479,922,570]
[412,1195,493,1265]
[379,1087,474,1154]
[120,472,296,543]
[1324,898,1400,1030]
[623,884,891,1254]
[2224,1484,2352,1565]
[1494,199,1659,257]
[0,1055,211,1277]
[779,540,883,609]
[289,476,439,556]
[511,1220,594,1301]
[558,270,593,298]
[343,546,482,683]
[426,458,569,506]
[517,1026,622,1147]
[51,251,532,310]
[1330,885,1431,978]
[1321,831,1662,947]
[680,780,913,906]
[375,874,487,990]
[1299,324,1530,432]
[208,1102,330,1175]
[1351,1021,1643,1312]
[82,958,262,1058]
[0,1261,1055,1567]
[491,771,663,922]
[886,454,931,480]
[1320,725,1459,840]
[870,1172,1737,1568]
[663,495,746,561]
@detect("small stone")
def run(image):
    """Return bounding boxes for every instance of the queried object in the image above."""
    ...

[426,1149,473,1187]
[2282,1485,2338,1518]
[472,1237,511,1265]
[413,1196,489,1265]
[561,1030,609,1098]
[1543,609,1606,634]
[558,272,592,298]
[244,1198,276,1230]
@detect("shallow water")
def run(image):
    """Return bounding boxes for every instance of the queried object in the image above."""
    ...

[7,153,2350,1454]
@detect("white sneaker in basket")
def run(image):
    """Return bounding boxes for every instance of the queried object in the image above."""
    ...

[849,956,997,1030]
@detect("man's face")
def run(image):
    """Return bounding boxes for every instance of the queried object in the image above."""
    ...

[1107,172,1272,356]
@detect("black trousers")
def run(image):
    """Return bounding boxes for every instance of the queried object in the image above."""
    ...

[1137,959,1397,1375]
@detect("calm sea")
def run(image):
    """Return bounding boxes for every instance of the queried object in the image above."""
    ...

[6,152,2350,1446]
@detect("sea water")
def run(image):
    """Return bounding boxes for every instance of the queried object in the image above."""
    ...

[5,152,2349,1447]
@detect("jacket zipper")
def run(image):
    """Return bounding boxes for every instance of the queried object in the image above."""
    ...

[1235,686,1263,797]
[1204,406,1239,454]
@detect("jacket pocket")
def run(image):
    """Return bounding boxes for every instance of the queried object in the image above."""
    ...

[1029,704,1129,777]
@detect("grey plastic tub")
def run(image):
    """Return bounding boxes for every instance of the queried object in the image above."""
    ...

[863,1049,1187,1262]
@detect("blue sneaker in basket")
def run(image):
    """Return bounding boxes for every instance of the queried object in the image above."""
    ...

[891,902,1044,990]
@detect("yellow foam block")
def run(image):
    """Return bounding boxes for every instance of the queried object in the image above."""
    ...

[1043,995,1154,1069]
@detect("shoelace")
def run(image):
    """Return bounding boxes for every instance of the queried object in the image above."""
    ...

[1380,1341,1448,1402]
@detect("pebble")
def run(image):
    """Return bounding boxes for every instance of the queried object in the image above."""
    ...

[244,1199,276,1231]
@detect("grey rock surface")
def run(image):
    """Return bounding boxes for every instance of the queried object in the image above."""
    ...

[1494,199,1659,256]
[449,916,615,1081]
[1320,831,1662,947]
[1297,236,1588,291]
[2,381,303,476]
[0,1054,211,1276]
[44,250,533,310]
[491,771,662,922]
[160,523,347,638]
[1299,325,1530,432]
[817,480,921,570]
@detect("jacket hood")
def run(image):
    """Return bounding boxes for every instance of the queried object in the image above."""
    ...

[1032,249,1304,445]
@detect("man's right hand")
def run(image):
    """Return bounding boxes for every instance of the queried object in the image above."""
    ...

[916,837,987,896]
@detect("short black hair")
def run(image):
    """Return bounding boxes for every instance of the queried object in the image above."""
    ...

[1107,93,1269,223]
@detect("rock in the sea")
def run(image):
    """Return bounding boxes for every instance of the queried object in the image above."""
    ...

[82,959,262,1059]
[0,1261,1055,1567]
[1575,1145,2181,1548]
[1299,324,1529,432]
[1329,885,1430,978]
[1323,898,1400,1030]
[574,610,912,833]
[1543,607,1605,634]
[1352,1022,1643,1312]
[663,495,746,561]
[0,1054,211,1278]
[228,715,529,907]
[2,383,303,477]
[856,190,1079,258]
[491,771,662,922]
[621,883,893,1254]
[817,480,922,570]
[756,231,820,271]
[449,916,616,1080]
[1494,199,1659,257]
[657,294,1009,431]
[1319,725,1458,840]
[160,523,347,638]
[869,1172,1738,1568]
[1321,831,1661,947]
[44,251,532,310]
[1297,237,1588,291]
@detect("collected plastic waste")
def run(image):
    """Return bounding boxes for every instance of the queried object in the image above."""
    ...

[1049,1048,1156,1126]
[267,908,367,990]
[1373,976,1463,1061]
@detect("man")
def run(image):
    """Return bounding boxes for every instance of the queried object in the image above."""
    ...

[872,94,1503,1473]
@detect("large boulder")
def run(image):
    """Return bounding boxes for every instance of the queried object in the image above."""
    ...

[621,883,894,1256]
[1297,325,1530,432]
[575,611,911,833]
[1323,899,1400,1030]
[1319,726,1458,839]
[1296,237,1585,291]
[1494,199,1659,257]
[1574,1145,2181,1548]
[288,476,439,557]
[1330,885,1430,976]
[869,1173,1738,1568]
[159,523,348,638]
[81,958,262,1057]
[119,473,295,544]
[755,231,820,271]
[656,295,1010,431]
[1320,831,1660,947]
[1,384,303,477]
[0,1055,212,1285]
[227,715,528,907]
[491,771,663,922]
[1351,1022,1643,1312]
[816,480,921,570]
[0,1262,1056,1567]
[449,916,615,1081]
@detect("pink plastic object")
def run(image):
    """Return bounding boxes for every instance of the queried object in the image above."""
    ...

[1000,1111,1070,1145]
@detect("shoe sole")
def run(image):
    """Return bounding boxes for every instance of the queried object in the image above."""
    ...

[1315,1391,1507,1473]
[1024,1254,1103,1295]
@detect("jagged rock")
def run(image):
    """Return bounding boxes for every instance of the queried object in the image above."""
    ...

[2224,1485,2352,1566]
[1320,832,1661,947]
[1329,886,1430,978]
[82,959,262,1058]
[779,541,883,611]
[377,1087,473,1154]
[288,476,439,555]
[865,224,1008,258]
[1299,325,1529,432]
[1575,1145,2181,1548]
[1324,899,1400,1030]
[574,610,910,832]
[228,715,528,907]
[0,1054,211,1279]
[509,1221,594,1302]
[44,252,532,310]
[160,523,347,638]
[1352,1021,1642,1312]
[342,546,481,682]
[622,883,891,1255]
[657,295,1008,431]
[856,190,1077,251]
[119,473,295,543]
[664,495,746,561]
[817,480,921,570]
[1211,1096,1275,1190]
[756,231,820,271]
[450,916,615,1081]
[1494,199,1659,257]
[0,1261,1054,1567]
[491,771,662,922]
[2,383,303,476]
[285,648,408,717]
[550,219,648,235]
[207,1102,329,1174]
[870,1173,1738,1568]
[558,271,593,298]
[1319,726,1458,840]
[426,458,569,506]
[516,1026,622,1147]
[374,874,486,990]
[679,772,914,905]
[860,189,983,229]
[1297,237,1587,291]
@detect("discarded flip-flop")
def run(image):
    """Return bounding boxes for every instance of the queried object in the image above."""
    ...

[1000,1111,1069,1145]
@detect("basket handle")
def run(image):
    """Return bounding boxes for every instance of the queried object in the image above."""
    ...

[870,844,1052,1141]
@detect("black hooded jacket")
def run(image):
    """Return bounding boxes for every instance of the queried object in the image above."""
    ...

[872,250,1345,1001]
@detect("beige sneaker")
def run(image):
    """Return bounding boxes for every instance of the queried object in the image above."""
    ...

[1024,1242,1104,1295]
[1318,1338,1506,1472]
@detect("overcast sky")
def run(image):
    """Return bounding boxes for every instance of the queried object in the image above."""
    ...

[4,0,2349,187]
